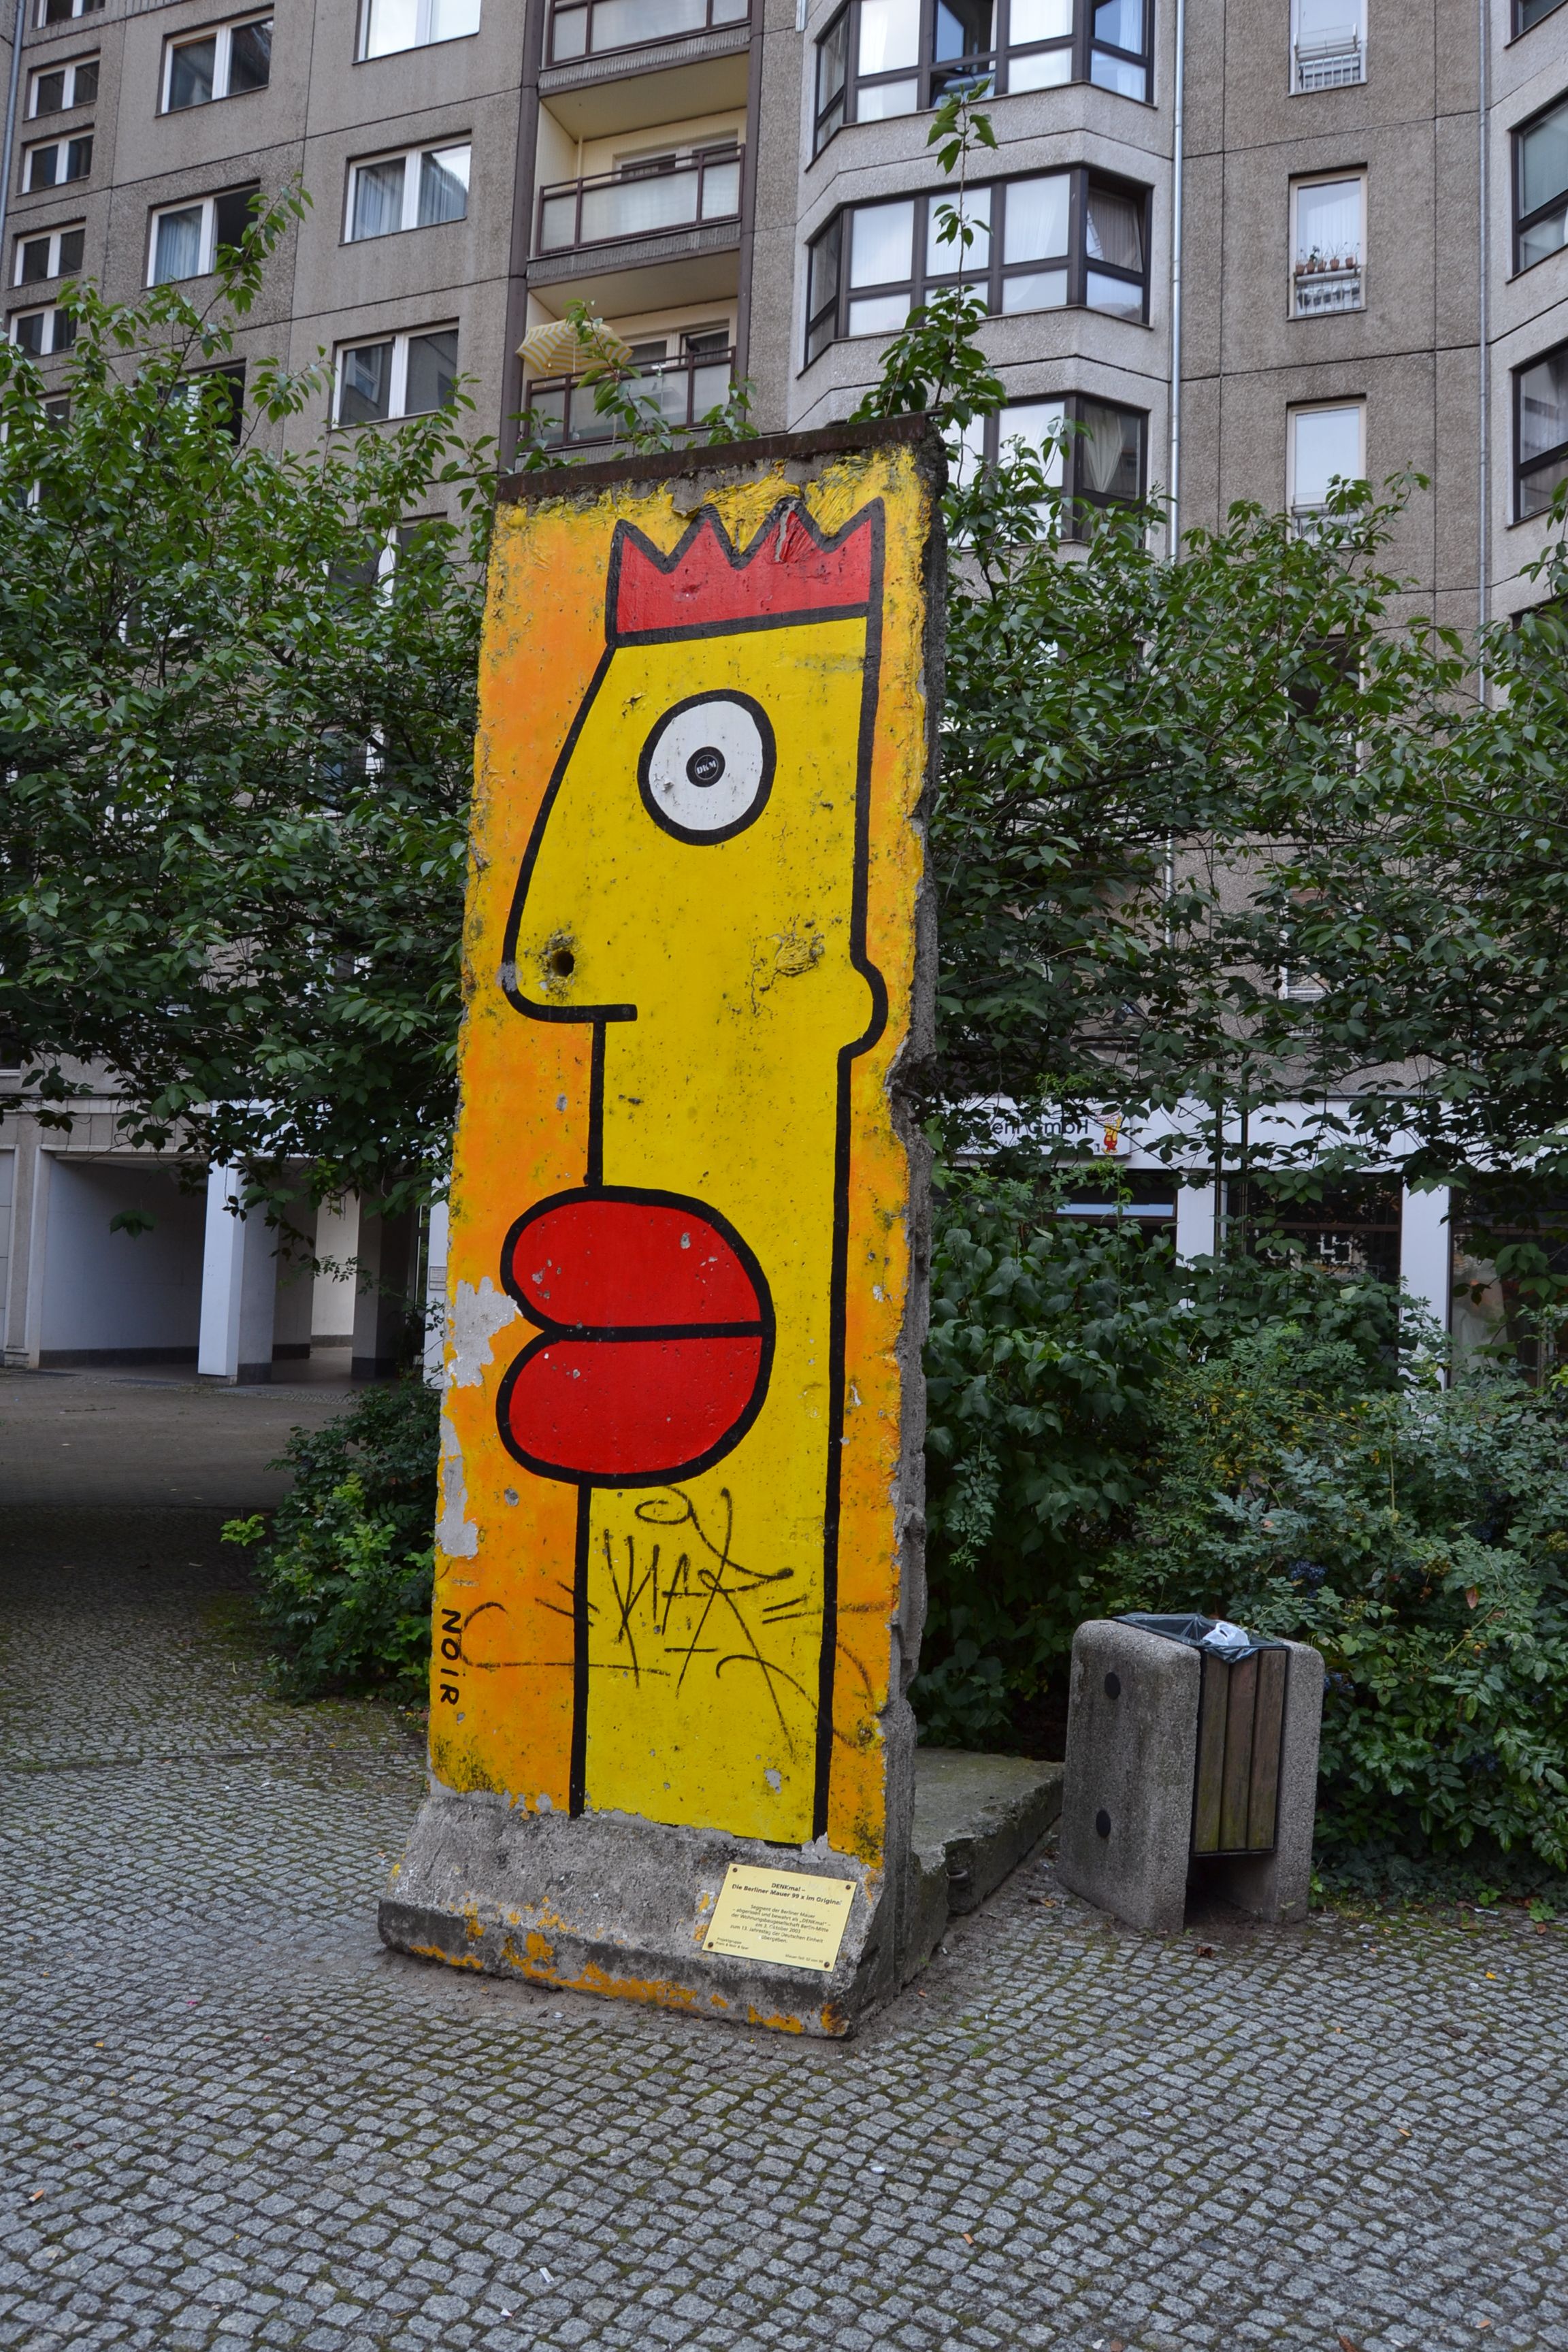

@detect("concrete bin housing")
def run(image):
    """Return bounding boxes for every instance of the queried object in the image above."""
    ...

[1057,1616,1324,1934]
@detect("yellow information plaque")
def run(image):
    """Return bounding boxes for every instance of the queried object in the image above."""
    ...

[702,1866,858,1973]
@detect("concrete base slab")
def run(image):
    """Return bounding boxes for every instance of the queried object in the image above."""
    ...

[378,1791,898,2037]
[380,1750,1064,2036]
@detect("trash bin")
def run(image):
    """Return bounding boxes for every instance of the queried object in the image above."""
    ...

[1056,1613,1324,1935]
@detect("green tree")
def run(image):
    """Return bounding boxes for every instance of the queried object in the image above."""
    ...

[0,191,494,1215]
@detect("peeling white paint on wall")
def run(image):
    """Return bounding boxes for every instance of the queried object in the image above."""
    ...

[448,1275,520,1390]
[436,1415,478,1559]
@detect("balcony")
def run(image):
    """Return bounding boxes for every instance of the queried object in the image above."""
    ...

[548,0,747,67]
[536,147,742,256]
[1293,259,1362,315]
[1292,32,1362,90]
[525,344,736,449]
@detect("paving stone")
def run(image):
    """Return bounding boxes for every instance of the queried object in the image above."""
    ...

[3,1514,1568,2348]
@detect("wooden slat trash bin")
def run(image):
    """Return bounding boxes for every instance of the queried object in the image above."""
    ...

[1056,1613,1324,1934]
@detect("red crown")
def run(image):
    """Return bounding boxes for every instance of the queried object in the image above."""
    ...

[609,502,877,639]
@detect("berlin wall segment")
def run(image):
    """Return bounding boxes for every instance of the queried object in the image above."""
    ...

[380,417,945,2036]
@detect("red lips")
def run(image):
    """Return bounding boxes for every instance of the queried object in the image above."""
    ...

[497,1190,772,1484]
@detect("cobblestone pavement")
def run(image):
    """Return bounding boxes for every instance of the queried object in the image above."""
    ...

[3,1508,1567,2351]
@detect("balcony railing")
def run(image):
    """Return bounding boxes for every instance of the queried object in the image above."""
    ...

[525,346,736,447]
[1293,259,1362,314]
[547,0,747,65]
[536,148,743,256]
[1293,32,1362,89]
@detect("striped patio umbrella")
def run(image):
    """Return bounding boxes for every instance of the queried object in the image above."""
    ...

[517,315,633,378]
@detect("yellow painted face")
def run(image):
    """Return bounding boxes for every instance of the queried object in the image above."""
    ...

[492,503,885,1843]
[430,448,932,1871]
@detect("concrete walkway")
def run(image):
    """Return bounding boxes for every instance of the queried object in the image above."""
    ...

[1,1391,1567,2349]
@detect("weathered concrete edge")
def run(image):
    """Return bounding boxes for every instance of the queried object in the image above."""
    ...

[941,1763,1064,1917]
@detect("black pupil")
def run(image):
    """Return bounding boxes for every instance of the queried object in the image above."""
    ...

[686,745,725,789]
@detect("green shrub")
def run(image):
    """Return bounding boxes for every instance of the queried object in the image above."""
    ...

[915,1169,1568,1887]
[223,1379,439,1702]
[1125,1331,1568,1880]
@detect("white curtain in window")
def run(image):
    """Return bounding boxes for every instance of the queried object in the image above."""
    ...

[1520,349,1568,462]
[418,146,470,227]
[352,159,406,239]
[859,0,920,74]
[1296,0,1361,42]
[1292,405,1362,504]
[1004,174,1069,262]
[926,184,990,277]
[1078,400,1136,495]
[1296,178,1361,265]
[364,0,418,54]
[999,398,1066,487]
[1085,185,1143,272]
[851,199,915,287]
[153,207,203,283]
[1009,0,1071,38]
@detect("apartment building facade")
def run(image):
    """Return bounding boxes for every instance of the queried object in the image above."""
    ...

[3,0,1567,1369]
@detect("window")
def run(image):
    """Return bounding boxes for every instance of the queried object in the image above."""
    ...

[1292,0,1363,91]
[22,134,92,191]
[548,0,747,65]
[804,169,1147,362]
[148,186,260,284]
[28,54,97,116]
[955,393,1145,522]
[813,0,1149,147]
[333,326,459,425]
[1291,172,1364,313]
[1288,400,1365,517]
[1516,0,1566,31]
[15,223,84,284]
[1516,340,1568,517]
[37,0,101,23]
[1516,95,1568,272]
[360,0,480,60]
[172,359,246,444]
[9,304,76,356]
[346,143,470,240]
[163,18,272,110]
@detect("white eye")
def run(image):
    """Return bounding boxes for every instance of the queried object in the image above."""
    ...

[638,692,775,844]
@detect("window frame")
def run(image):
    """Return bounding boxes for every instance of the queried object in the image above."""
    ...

[161,16,273,112]
[1290,0,1365,93]
[357,0,481,63]
[343,140,472,242]
[27,53,98,118]
[21,132,93,192]
[813,0,1152,152]
[35,0,102,26]
[804,167,1150,364]
[1514,0,1567,36]
[14,221,85,285]
[8,301,77,356]
[1286,397,1366,518]
[331,323,461,427]
[961,390,1148,527]
[146,184,261,287]
[171,359,248,444]
[1515,336,1568,521]
[1514,91,1568,275]
[1289,167,1366,316]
